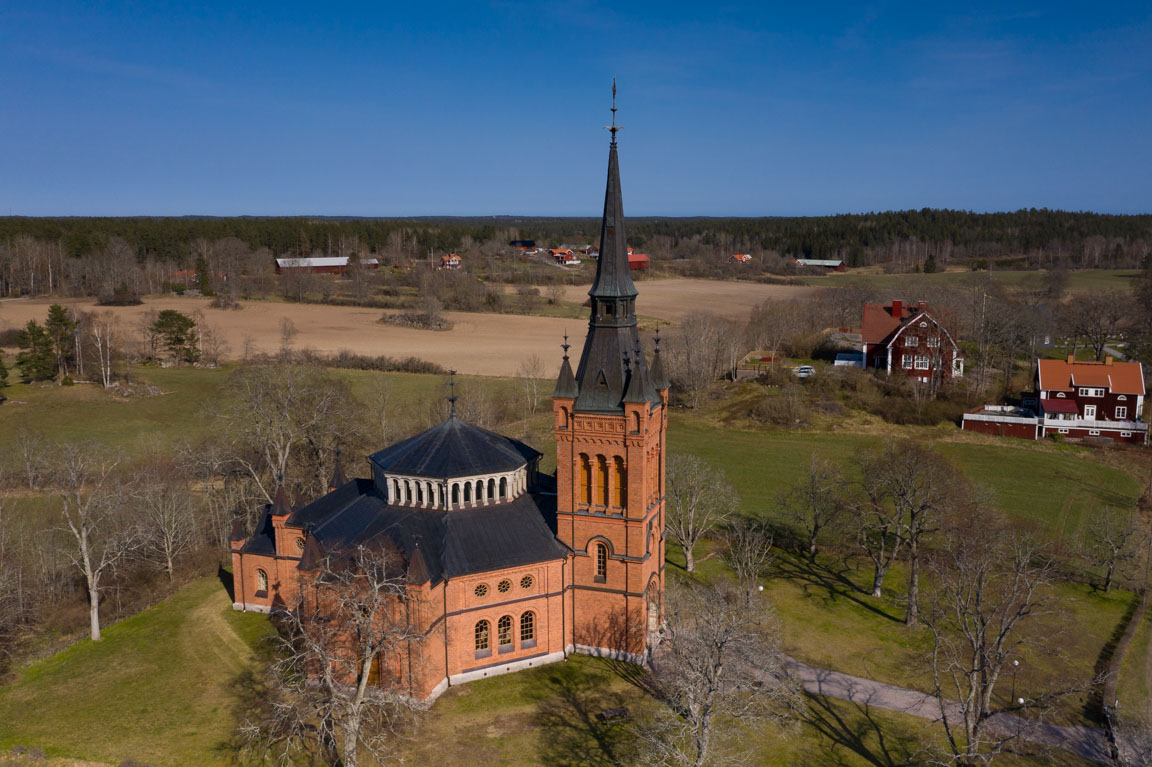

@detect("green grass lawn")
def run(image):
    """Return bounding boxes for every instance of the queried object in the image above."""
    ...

[0,577,273,767]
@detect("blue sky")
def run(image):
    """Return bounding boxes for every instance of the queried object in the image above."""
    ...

[2,1,1150,216]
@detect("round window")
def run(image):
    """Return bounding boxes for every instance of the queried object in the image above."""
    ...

[295,538,305,551]
[520,575,534,590]
[497,579,512,594]
[474,583,488,598]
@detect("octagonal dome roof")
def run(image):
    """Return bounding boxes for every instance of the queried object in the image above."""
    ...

[368,416,541,480]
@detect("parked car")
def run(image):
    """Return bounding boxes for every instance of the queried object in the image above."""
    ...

[794,365,816,378]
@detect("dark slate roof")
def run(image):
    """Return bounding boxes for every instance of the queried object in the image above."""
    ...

[240,508,277,556]
[589,140,637,301]
[553,353,579,399]
[286,479,565,584]
[369,417,541,479]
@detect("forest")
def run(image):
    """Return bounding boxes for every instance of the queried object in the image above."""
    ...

[2,208,1151,276]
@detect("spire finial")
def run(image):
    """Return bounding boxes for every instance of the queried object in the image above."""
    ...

[605,78,620,143]
[447,370,458,417]
[562,332,571,359]
[654,326,661,352]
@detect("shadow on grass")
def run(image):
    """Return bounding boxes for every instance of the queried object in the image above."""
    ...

[774,551,904,624]
[803,692,924,767]
[217,564,235,603]
[530,664,636,767]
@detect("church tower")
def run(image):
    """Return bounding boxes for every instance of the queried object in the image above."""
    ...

[553,87,669,658]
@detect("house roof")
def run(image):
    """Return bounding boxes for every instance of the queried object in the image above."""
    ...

[861,302,915,344]
[1040,398,1079,414]
[369,416,541,479]
[796,258,844,267]
[1036,358,1145,396]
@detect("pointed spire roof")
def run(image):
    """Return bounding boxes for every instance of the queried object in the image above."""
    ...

[407,539,431,586]
[271,480,293,517]
[623,349,650,404]
[588,98,638,302]
[329,449,346,492]
[553,333,579,399]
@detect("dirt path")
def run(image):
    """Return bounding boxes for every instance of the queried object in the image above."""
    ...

[787,659,1114,764]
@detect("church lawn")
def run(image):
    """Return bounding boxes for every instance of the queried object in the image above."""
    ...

[0,577,273,767]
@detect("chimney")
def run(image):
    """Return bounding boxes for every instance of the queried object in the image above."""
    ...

[891,300,903,317]
[1105,356,1114,366]
[917,300,926,311]
[1067,355,1075,364]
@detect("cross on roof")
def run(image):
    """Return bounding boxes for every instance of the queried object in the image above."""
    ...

[447,370,458,417]
[604,78,621,143]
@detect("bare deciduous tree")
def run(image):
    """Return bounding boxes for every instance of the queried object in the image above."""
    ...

[720,516,774,595]
[666,453,739,572]
[51,444,138,641]
[665,313,728,408]
[132,471,198,585]
[779,456,846,559]
[925,521,1094,766]
[858,440,961,623]
[1082,510,1139,594]
[517,353,545,417]
[90,310,119,389]
[239,541,422,767]
[635,581,802,767]
[1062,291,1131,361]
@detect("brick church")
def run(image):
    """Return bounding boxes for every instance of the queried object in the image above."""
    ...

[230,116,669,702]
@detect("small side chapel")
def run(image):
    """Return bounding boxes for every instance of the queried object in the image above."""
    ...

[230,104,669,702]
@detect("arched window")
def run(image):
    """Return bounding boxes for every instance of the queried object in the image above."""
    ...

[256,569,268,593]
[560,406,570,429]
[464,482,472,504]
[416,483,424,504]
[452,483,460,506]
[594,543,607,582]
[488,478,496,501]
[497,615,513,650]
[392,479,400,503]
[578,454,591,505]
[474,620,490,657]
[499,476,508,499]
[612,457,627,507]
[438,484,445,507]
[475,480,483,503]
[630,411,640,433]
[596,456,608,506]
[404,480,411,504]
[520,612,536,645]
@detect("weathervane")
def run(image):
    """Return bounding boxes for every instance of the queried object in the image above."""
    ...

[605,78,620,143]
[561,332,570,359]
[447,370,458,417]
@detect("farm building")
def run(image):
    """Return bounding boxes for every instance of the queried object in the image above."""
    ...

[793,258,846,271]
[729,253,753,264]
[550,248,581,265]
[963,356,1147,444]
[439,253,462,270]
[274,256,380,274]
[627,250,649,270]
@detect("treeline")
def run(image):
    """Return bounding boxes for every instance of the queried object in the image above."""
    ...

[2,208,1151,276]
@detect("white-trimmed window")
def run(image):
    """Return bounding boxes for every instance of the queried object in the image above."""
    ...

[1118,395,1128,401]
[914,356,930,370]
[902,355,913,369]
[1056,392,1066,398]
[256,569,268,593]
[1059,428,1069,433]
[497,615,513,652]
[1078,387,1105,397]
[927,336,941,348]
[1122,431,1132,437]
[475,620,491,657]
[1116,407,1127,419]
[1084,405,1097,419]
[1090,430,1101,436]
[905,335,919,347]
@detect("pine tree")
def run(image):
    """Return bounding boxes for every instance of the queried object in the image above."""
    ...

[15,320,57,382]
[923,253,938,273]
[151,309,200,365]
[0,350,9,388]
[44,304,77,376]
[195,254,213,296]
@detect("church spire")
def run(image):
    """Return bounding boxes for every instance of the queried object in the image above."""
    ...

[572,82,656,413]
[553,333,579,399]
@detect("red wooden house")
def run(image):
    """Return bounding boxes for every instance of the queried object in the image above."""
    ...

[861,300,963,384]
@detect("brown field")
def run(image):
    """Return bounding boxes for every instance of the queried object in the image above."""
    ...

[0,280,815,377]
[560,277,816,322]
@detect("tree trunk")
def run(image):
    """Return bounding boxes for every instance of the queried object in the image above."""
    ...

[906,544,920,625]
[89,586,101,641]
[808,534,819,559]
[1103,562,1114,593]
[871,565,887,598]
[684,543,696,573]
